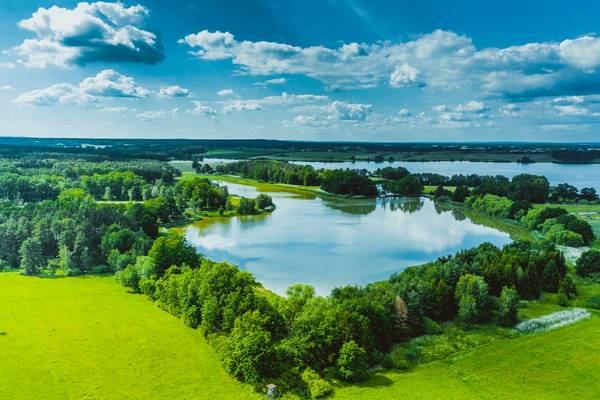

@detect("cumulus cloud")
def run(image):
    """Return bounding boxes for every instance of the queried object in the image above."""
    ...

[15,69,148,105]
[159,85,190,98]
[0,85,15,91]
[217,88,234,96]
[389,64,422,87]
[189,101,217,116]
[222,101,262,113]
[180,29,600,98]
[0,62,16,69]
[13,2,164,68]
[433,101,490,125]
[325,100,372,121]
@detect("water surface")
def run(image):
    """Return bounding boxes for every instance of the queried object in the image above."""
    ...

[184,181,510,295]
[203,158,600,190]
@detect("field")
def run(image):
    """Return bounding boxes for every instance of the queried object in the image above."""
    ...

[1,273,598,400]
[0,273,258,400]
[333,314,600,399]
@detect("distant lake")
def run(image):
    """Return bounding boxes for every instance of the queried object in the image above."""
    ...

[203,158,600,191]
[184,181,511,295]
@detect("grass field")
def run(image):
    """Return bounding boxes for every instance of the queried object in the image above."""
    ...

[1,273,599,399]
[0,273,259,400]
[333,314,600,399]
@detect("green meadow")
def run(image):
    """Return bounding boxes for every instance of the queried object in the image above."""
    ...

[333,315,600,400]
[2,271,599,400]
[0,273,258,400]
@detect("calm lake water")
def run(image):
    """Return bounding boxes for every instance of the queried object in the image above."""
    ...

[184,181,511,295]
[204,158,600,190]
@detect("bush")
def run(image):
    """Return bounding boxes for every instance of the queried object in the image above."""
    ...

[576,250,600,276]
[336,341,368,382]
[498,287,519,326]
[237,197,257,214]
[585,295,600,309]
[301,369,333,399]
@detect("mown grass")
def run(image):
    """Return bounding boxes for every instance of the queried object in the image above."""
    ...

[0,273,259,400]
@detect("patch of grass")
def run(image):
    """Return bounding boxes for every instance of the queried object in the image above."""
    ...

[333,315,600,399]
[423,185,457,194]
[0,273,259,400]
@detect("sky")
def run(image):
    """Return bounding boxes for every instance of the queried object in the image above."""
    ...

[1,1,600,141]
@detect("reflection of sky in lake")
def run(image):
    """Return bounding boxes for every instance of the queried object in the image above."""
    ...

[185,181,510,295]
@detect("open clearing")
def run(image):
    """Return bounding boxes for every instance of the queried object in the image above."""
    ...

[334,313,600,399]
[1,272,599,399]
[0,273,258,400]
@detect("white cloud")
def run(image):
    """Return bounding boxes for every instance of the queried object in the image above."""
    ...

[189,101,217,116]
[0,85,15,91]
[159,85,190,98]
[389,64,422,87]
[180,29,600,98]
[325,101,372,121]
[223,101,262,113]
[0,62,16,69]
[15,69,148,106]
[100,106,128,113]
[136,108,178,122]
[13,2,163,68]
[217,88,234,96]
[499,103,521,117]
[433,101,490,125]
[254,77,287,86]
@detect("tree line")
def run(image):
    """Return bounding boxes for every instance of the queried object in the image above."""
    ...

[113,232,570,397]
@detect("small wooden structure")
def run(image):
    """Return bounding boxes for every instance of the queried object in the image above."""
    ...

[266,383,277,398]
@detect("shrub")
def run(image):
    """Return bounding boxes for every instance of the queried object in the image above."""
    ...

[498,287,519,326]
[336,341,368,382]
[301,369,333,399]
[576,250,600,276]
[237,197,257,214]
[585,295,600,309]
[558,276,577,300]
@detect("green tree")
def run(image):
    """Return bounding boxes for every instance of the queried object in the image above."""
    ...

[336,340,368,382]
[19,236,44,275]
[498,286,519,326]
[147,235,199,277]
[223,310,275,387]
[575,250,600,276]
[455,274,489,324]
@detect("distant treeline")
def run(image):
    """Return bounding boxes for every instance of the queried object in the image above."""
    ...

[2,137,600,162]
[215,160,377,196]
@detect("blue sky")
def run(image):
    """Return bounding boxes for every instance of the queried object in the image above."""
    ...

[1,1,600,141]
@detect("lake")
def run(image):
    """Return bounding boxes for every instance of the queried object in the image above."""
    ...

[203,158,600,190]
[183,181,511,295]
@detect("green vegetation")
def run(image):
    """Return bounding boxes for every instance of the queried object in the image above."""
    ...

[332,315,600,399]
[0,273,258,400]
[3,154,600,399]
